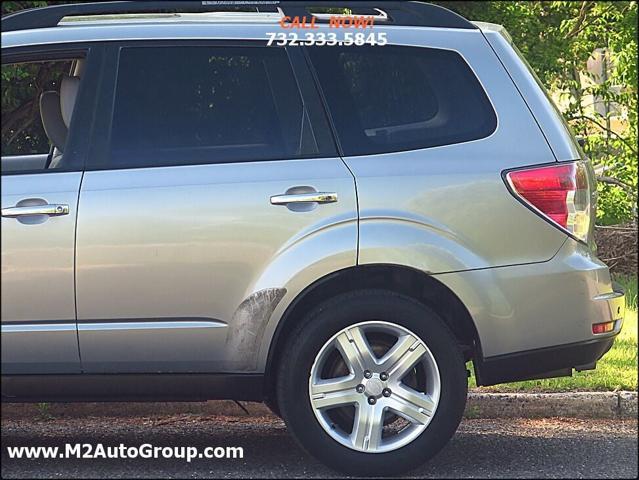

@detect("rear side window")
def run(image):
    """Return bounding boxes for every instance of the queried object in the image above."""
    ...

[308,45,497,156]
[110,46,319,168]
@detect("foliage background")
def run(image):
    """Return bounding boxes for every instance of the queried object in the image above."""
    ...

[2,1,638,226]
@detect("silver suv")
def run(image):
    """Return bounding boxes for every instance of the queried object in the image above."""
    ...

[0,1,626,475]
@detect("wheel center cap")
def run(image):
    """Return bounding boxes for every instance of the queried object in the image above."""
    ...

[364,378,384,397]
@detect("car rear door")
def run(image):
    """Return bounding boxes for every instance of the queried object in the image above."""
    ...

[75,42,357,373]
[1,45,100,374]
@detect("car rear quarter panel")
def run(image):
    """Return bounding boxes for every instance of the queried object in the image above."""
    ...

[345,27,567,274]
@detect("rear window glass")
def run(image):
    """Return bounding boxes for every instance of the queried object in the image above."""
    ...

[308,45,497,156]
[110,46,318,168]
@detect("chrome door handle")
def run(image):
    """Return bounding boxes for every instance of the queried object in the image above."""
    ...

[270,192,338,205]
[1,204,69,218]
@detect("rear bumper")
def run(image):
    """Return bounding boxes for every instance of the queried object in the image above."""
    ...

[475,334,617,386]
[473,273,625,386]
[435,238,626,385]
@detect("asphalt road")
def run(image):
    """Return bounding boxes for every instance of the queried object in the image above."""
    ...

[1,413,637,478]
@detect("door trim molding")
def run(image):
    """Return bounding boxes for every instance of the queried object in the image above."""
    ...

[1,323,76,333]
[77,318,227,331]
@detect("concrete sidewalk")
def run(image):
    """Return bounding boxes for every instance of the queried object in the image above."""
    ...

[2,391,637,420]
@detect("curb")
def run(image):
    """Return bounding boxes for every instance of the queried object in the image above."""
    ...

[2,391,637,420]
[465,391,637,419]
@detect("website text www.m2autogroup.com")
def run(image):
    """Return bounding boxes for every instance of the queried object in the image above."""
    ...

[6,443,244,462]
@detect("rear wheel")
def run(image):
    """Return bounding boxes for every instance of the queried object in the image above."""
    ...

[276,290,467,476]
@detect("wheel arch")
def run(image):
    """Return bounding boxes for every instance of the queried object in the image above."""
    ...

[263,264,482,406]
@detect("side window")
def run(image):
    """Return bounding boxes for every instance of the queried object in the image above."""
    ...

[109,46,319,168]
[1,58,82,173]
[307,45,497,156]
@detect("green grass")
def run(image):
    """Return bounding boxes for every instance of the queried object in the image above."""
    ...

[469,277,638,392]
[615,273,638,311]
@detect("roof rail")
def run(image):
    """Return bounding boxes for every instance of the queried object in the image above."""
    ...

[1,1,476,33]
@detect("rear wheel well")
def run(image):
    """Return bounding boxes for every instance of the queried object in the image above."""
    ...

[264,264,480,408]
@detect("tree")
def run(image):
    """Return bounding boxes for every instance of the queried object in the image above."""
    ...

[2,2,62,155]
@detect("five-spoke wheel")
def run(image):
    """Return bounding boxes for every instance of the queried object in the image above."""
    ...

[309,321,440,453]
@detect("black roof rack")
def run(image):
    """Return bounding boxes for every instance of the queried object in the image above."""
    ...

[1,1,476,33]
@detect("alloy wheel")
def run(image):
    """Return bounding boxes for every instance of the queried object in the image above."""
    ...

[308,321,441,453]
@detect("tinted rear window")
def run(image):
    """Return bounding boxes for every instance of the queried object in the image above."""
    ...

[110,46,318,168]
[308,45,497,156]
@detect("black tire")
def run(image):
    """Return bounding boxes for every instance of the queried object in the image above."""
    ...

[263,397,281,418]
[276,289,467,477]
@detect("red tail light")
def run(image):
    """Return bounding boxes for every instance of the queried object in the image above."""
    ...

[506,161,592,243]
[592,321,615,334]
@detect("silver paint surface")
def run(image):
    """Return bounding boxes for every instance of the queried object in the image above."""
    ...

[1,172,82,373]
[435,238,623,357]
[75,158,357,372]
[478,25,582,162]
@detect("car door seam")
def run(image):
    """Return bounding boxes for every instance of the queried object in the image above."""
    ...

[74,170,85,371]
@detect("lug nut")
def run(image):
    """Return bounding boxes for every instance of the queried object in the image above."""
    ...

[364,370,372,379]
[380,372,388,381]
[368,397,377,405]
[382,388,392,397]
[356,384,365,393]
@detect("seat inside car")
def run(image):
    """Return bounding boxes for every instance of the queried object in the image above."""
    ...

[39,59,82,169]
